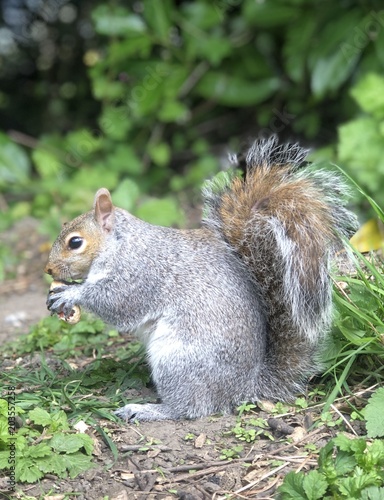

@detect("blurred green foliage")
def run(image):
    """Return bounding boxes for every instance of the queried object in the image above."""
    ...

[1,0,384,235]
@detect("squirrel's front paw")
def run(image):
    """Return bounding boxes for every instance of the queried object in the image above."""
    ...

[46,281,81,323]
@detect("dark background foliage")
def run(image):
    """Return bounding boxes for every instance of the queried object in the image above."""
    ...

[1,0,384,233]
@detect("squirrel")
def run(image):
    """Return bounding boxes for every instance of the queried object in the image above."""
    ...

[45,136,358,422]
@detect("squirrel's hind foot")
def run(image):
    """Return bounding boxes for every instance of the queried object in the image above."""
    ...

[114,403,181,422]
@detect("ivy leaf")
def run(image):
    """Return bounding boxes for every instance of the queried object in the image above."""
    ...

[365,388,384,438]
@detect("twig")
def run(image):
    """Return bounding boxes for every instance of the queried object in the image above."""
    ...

[226,462,290,499]
[8,130,40,149]
[330,403,358,436]
[178,61,210,97]
[120,444,173,452]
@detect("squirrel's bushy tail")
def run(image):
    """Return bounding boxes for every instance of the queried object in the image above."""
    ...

[203,136,358,401]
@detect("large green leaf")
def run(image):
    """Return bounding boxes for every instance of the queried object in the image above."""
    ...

[196,72,279,106]
[350,73,384,120]
[0,133,30,188]
[92,5,146,36]
[243,0,298,27]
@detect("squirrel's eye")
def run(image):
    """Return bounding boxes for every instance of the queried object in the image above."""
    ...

[68,236,83,250]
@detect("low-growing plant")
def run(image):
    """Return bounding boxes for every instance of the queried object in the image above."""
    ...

[0,400,94,484]
[278,434,384,499]
[219,445,244,461]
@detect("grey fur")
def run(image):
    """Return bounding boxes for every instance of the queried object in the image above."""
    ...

[46,137,358,421]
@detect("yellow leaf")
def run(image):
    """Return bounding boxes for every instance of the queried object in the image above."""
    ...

[350,219,384,252]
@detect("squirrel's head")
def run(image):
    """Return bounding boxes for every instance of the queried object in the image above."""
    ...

[45,188,115,281]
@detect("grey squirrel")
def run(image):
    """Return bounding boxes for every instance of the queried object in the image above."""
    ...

[45,137,358,422]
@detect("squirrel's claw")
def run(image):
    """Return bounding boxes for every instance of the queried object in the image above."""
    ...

[46,286,76,317]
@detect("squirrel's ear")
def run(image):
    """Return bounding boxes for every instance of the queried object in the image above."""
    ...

[94,188,115,233]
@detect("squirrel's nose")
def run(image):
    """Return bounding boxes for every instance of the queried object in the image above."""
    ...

[45,266,53,275]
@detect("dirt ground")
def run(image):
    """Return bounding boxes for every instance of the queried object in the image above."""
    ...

[0,218,361,500]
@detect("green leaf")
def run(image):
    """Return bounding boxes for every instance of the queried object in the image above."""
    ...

[61,452,94,478]
[91,77,125,100]
[351,73,384,120]
[27,443,51,459]
[37,454,68,476]
[111,178,141,212]
[277,471,307,499]
[196,72,279,107]
[136,197,183,226]
[243,0,297,27]
[333,435,366,454]
[72,165,118,193]
[308,10,365,98]
[184,32,232,66]
[148,142,171,167]
[334,450,357,476]
[106,144,143,175]
[99,106,132,140]
[17,460,44,483]
[284,14,317,83]
[143,0,172,43]
[32,148,61,179]
[311,49,359,98]
[365,388,384,438]
[92,6,146,36]
[361,486,384,499]
[0,451,10,468]
[50,433,93,454]
[338,118,384,193]
[0,133,31,187]
[50,410,70,431]
[182,2,222,29]
[28,408,52,427]
[158,100,189,122]
[339,468,381,498]
[302,470,328,500]
[65,129,103,159]
[0,400,8,418]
